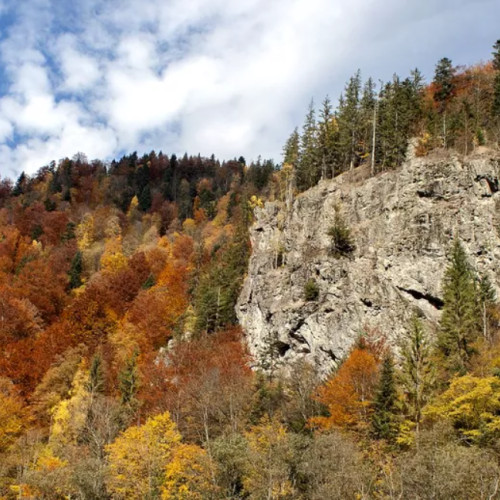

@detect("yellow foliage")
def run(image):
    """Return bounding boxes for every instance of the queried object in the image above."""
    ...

[182,218,196,235]
[76,213,95,250]
[49,363,90,450]
[0,382,25,453]
[106,412,182,500]
[243,417,294,499]
[248,195,263,210]
[162,444,217,499]
[100,236,128,273]
[424,374,500,442]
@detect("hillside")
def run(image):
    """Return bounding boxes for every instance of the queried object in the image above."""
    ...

[238,148,500,374]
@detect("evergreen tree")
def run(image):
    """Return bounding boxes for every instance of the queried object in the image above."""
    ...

[12,172,26,196]
[399,313,434,432]
[68,251,83,289]
[478,273,497,341]
[360,78,376,163]
[119,350,140,410]
[438,239,481,372]
[282,127,300,168]
[372,354,398,441]
[297,100,319,191]
[492,40,500,118]
[433,57,455,147]
[337,71,361,172]
[86,354,105,395]
[317,96,338,179]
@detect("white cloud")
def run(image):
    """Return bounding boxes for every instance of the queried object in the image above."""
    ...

[0,0,498,176]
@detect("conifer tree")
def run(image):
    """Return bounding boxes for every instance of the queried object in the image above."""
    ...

[433,57,455,147]
[438,239,481,372]
[317,96,337,179]
[478,273,497,341]
[119,350,140,410]
[337,71,361,172]
[297,100,319,190]
[86,354,105,395]
[372,354,398,441]
[68,251,83,289]
[492,40,500,118]
[282,127,300,168]
[400,314,434,432]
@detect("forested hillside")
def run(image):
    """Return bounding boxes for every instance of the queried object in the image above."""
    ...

[1,43,500,499]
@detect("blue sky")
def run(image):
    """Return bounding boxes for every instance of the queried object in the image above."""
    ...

[0,0,498,178]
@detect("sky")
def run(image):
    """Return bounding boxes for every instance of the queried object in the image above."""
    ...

[0,0,498,178]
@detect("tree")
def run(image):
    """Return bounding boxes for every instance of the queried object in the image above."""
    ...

[478,273,497,341]
[282,128,300,168]
[106,412,182,499]
[68,251,83,289]
[425,374,500,445]
[243,417,296,499]
[309,343,379,432]
[337,71,361,172]
[327,207,355,258]
[438,239,481,372]
[317,96,338,179]
[399,314,434,435]
[297,100,319,191]
[162,443,218,499]
[492,40,500,118]
[433,57,455,147]
[371,354,398,441]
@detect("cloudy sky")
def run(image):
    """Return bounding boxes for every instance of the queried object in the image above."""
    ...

[0,0,498,178]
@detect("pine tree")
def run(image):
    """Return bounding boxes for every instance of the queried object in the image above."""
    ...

[86,354,105,395]
[492,40,500,118]
[399,314,434,433]
[119,350,140,409]
[68,250,83,289]
[297,100,319,191]
[371,354,398,441]
[433,57,455,147]
[282,127,300,168]
[479,273,497,341]
[438,239,481,372]
[317,96,338,179]
[337,71,361,172]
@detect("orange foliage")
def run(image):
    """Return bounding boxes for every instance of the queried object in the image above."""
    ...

[309,344,379,432]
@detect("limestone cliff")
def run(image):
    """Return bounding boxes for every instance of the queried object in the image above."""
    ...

[236,150,500,375]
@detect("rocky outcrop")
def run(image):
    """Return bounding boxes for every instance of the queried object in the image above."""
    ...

[236,150,500,375]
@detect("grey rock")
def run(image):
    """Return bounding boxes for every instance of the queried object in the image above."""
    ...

[236,150,500,376]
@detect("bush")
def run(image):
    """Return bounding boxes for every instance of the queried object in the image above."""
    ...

[328,211,355,258]
[304,279,319,301]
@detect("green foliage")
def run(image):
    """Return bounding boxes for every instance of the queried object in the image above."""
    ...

[68,250,83,289]
[371,354,398,441]
[86,354,105,395]
[328,209,355,258]
[433,57,455,107]
[438,239,481,372]
[399,313,434,431]
[119,350,139,410]
[304,278,319,301]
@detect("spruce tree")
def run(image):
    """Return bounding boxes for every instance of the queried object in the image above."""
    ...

[68,251,83,289]
[433,57,455,147]
[317,96,337,179]
[492,40,500,118]
[438,239,481,372]
[282,127,300,168]
[337,71,361,172]
[479,273,497,341]
[119,350,139,409]
[86,354,105,395]
[297,100,319,191]
[371,354,398,441]
[400,314,434,432]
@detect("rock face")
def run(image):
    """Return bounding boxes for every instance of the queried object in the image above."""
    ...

[236,150,500,375]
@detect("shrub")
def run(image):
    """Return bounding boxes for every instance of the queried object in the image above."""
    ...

[304,279,319,301]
